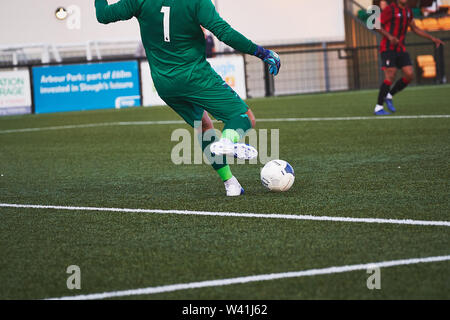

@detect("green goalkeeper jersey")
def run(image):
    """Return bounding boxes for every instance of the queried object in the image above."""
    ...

[95,0,258,97]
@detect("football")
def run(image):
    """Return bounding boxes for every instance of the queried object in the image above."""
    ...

[260,159,295,192]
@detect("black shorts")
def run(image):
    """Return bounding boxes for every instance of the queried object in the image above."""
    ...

[381,51,412,70]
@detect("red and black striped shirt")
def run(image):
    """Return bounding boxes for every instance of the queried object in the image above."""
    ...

[380,2,413,53]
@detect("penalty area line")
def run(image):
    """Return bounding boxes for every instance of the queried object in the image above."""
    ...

[46,254,450,300]
[0,203,449,227]
[0,115,449,134]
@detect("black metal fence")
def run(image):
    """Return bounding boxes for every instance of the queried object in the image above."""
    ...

[245,38,449,98]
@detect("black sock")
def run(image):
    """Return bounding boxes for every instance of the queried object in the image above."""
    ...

[390,78,410,96]
[377,80,392,105]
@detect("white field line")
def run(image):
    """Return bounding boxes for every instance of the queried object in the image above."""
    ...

[47,254,450,300]
[0,120,185,134]
[259,115,450,122]
[1,203,449,227]
[1,115,449,134]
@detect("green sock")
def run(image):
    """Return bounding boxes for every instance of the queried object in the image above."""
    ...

[222,113,252,143]
[222,129,241,143]
[217,165,233,182]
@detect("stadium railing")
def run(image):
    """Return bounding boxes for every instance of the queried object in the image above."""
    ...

[0,40,141,66]
[0,38,448,106]
[251,38,449,98]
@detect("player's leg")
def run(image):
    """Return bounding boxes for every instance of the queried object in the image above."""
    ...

[390,65,413,96]
[375,51,397,115]
[214,105,256,147]
[201,113,244,196]
[386,52,414,112]
[375,68,396,115]
[186,81,258,195]
[246,108,257,128]
[211,114,257,160]
[383,67,396,113]
[197,111,243,196]
[160,96,238,196]
[166,97,243,196]
[198,83,257,160]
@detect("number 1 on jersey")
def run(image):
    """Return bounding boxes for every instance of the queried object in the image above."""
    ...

[161,6,171,42]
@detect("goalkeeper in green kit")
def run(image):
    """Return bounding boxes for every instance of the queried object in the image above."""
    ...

[95,0,281,196]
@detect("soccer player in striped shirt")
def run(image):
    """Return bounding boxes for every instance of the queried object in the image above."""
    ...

[374,0,444,115]
[95,0,281,196]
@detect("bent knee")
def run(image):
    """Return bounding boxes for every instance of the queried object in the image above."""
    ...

[385,74,396,83]
[405,73,414,82]
[201,113,214,133]
[246,109,256,128]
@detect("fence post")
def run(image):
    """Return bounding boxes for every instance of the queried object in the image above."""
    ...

[12,52,18,66]
[323,42,331,92]
[28,66,36,114]
[243,55,250,99]
[86,41,92,61]
[435,44,446,84]
[263,62,275,97]
[353,48,360,90]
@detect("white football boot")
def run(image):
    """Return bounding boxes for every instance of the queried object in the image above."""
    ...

[210,138,258,160]
[224,176,244,197]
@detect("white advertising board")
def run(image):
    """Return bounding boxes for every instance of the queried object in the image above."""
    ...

[141,55,247,107]
[140,61,166,107]
[0,69,32,116]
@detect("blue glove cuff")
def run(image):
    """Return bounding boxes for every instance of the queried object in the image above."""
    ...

[254,45,281,76]
[254,45,268,60]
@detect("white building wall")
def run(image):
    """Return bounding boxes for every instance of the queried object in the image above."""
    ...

[0,0,345,46]
[216,0,345,45]
[0,0,141,46]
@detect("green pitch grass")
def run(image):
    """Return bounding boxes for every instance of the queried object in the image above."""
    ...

[0,85,449,299]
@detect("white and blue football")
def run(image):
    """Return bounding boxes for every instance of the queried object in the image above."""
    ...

[260,160,295,192]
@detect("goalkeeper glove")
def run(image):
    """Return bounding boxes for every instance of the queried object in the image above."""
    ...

[254,45,281,76]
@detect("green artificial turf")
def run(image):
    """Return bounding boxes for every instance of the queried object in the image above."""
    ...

[0,85,449,299]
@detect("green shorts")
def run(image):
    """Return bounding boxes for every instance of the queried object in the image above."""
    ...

[161,82,249,128]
